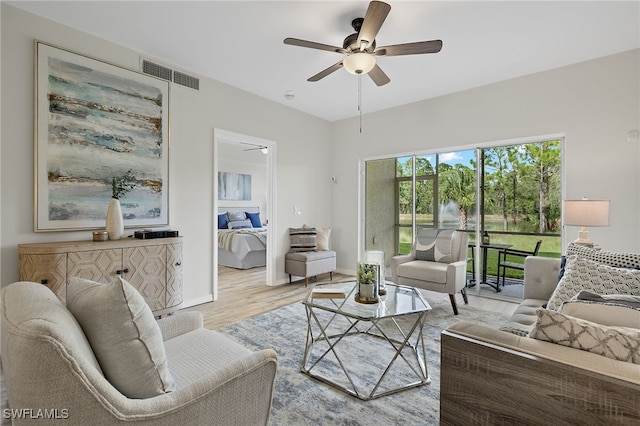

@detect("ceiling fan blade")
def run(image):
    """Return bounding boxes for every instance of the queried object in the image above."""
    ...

[357,1,391,50]
[308,61,344,82]
[368,64,390,86]
[375,40,443,56]
[284,37,345,54]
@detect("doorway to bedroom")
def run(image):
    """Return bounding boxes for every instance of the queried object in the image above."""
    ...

[213,129,276,301]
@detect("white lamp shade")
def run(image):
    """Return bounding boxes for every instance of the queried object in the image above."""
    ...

[563,200,610,227]
[343,52,376,75]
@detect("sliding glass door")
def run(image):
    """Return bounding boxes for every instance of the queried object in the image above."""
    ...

[363,138,562,296]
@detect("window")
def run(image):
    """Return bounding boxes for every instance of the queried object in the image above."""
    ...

[363,138,562,290]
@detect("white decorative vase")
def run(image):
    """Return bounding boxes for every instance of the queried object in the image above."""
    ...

[105,198,124,240]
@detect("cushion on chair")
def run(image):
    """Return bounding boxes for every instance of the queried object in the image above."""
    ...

[303,224,332,250]
[415,228,454,263]
[67,276,175,399]
[289,227,317,252]
[286,250,336,262]
[397,260,449,283]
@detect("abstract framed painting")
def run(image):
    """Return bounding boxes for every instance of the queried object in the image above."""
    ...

[218,172,252,200]
[34,41,170,231]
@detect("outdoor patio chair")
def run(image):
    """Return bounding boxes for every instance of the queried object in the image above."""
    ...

[496,240,542,288]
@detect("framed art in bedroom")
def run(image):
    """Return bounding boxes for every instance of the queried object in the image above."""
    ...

[34,41,170,232]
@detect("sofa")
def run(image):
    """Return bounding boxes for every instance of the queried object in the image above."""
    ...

[1,281,278,425]
[440,246,640,425]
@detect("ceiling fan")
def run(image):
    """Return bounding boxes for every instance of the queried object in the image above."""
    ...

[243,145,269,154]
[284,0,442,86]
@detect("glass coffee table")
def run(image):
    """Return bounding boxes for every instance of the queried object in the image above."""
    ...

[301,280,432,400]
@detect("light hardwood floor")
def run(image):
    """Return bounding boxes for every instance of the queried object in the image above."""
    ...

[186,266,518,330]
[0,267,517,419]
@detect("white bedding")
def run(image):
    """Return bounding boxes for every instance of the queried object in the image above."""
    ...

[218,228,266,259]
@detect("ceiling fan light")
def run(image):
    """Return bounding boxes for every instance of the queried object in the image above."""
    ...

[343,52,376,75]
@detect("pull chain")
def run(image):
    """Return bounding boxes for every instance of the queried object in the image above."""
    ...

[358,73,362,133]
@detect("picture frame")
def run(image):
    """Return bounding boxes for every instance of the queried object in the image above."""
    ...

[218,172,252,200]
[34,41,170,231]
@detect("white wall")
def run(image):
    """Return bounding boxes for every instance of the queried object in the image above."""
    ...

[0,5,334,305]
[331,49,640,272]
[2,5,639,305]
[218,148,270,218]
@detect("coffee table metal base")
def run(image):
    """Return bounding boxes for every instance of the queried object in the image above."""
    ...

[301,304,430,401]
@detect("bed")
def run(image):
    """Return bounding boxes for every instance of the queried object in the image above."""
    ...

[217,207,267,269]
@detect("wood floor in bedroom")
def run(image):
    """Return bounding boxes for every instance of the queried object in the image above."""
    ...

[185,266,518,330]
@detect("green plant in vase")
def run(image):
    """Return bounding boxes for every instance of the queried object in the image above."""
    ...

[358,262,378,285]
[106,170,137,240]
[356,262,379,303]
[111,169,137,199]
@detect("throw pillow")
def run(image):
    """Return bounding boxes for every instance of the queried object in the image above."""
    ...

[289,227,317,252]
[227,211,246,221]
[218,212,229,229]
[528,308,640,364]
[245,211,262,228]
[560,300,640,329]
[303,224,331,251]
[566,242,640,269]
[546,255,640,311]
[66,277,175,399]
[228,219,253,229]
[575,290,640,309]
[415,228,454,263]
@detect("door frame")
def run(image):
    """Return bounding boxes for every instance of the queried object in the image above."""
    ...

[213,128,277,300]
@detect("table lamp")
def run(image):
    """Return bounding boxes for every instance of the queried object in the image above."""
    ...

[563,199,610,247]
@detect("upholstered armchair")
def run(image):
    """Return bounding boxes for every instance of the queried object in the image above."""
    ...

[391,230,469,315]
[1,281,278,425]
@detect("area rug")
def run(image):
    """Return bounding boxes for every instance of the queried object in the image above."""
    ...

[219,297,511,426]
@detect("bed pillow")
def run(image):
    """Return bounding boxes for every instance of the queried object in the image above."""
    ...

[289,227,316,252]
[218,212,229,229]
[227,211,246,221]
[228,219,253,229]
[303,224,331,250]
[528,308,640,364]
[546,255,640,311]
[246,211,262,228]
[66,277,175,399]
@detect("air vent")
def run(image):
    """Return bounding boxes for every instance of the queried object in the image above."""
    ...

[142,60,172,81]
[173,71,200,90]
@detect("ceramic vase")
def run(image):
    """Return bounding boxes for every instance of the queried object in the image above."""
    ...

[105,198,124,240]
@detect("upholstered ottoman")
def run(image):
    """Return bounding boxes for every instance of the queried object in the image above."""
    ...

[285,250,336,286]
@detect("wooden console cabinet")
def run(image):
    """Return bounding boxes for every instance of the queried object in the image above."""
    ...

[18,237,183,316]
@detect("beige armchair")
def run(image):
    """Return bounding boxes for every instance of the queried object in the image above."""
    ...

[391,230,469,315]
[1,282,277,425]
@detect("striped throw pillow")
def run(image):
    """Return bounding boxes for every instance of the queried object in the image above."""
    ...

[289,227,317,252]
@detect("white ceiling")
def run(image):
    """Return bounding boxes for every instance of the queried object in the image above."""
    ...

[9,1,640,122]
